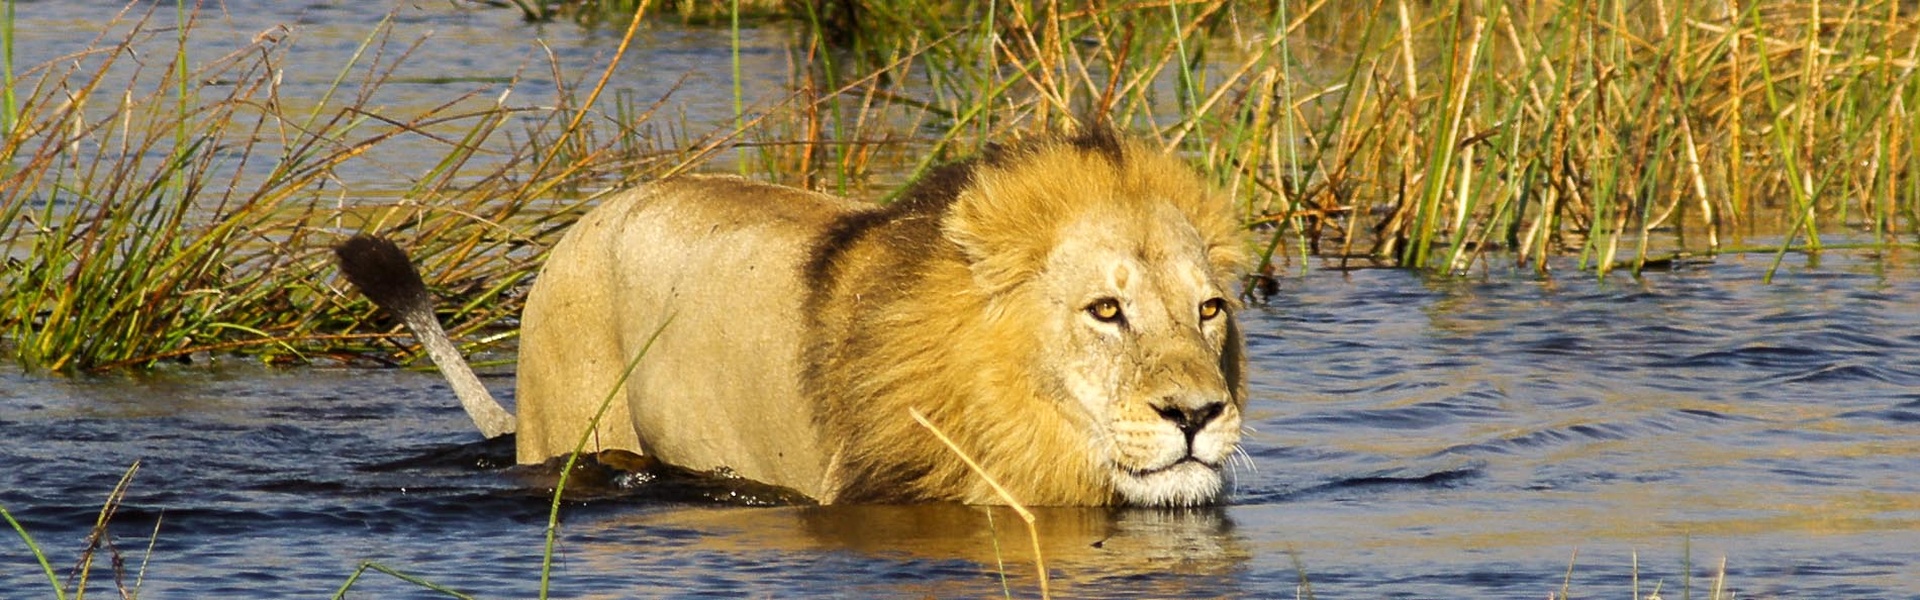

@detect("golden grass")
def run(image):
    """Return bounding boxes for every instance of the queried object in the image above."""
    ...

[910,407,1052,599]
[0,1,1913,371]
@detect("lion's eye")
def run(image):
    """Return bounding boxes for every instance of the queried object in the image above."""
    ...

[1199,298,1227,321]
[1086,298,1124,324]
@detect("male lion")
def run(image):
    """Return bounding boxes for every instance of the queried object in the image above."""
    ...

[336,128,1249,507]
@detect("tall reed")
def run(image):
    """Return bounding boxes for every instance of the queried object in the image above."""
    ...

[0,3,685,371]
[0,462,152,599]
[743,1,1916,278]
[2,1,1915,371]
[1,0,15,132]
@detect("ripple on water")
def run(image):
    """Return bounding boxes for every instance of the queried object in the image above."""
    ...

[1834,396,1920,423]
[8,249,1920,596]
[1768,361,1905,385]
[1678,343,1831,371]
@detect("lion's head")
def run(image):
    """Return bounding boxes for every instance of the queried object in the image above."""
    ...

[812,128,1248,507]
[940,131,1250,506]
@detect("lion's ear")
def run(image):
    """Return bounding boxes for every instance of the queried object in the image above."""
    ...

[939,135,1115,296]
[942,185,1054,297]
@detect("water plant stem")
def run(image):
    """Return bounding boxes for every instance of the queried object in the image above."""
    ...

[540,318,670,599]
[1,0,15,132]
[1,504,65,600]
[731,0,746,174]
[910,407,1050,600]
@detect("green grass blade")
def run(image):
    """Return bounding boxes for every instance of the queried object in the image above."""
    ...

[1,503,68,600]
[540,316,671,599]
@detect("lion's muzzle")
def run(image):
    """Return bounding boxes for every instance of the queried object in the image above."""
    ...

[1152,394,1227,446]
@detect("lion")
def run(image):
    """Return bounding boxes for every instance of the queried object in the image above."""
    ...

[335,128,1249,507]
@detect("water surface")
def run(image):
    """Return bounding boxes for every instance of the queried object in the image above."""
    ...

[6,0,805,196]
[5,250,1918,597]
[5,2,1918,597]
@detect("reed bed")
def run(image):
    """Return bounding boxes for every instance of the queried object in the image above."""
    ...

[743,0,1918,279]
[1,0,1914,371]
[0,2,691,371]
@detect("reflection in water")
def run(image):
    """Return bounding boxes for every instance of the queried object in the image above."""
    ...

[4,248,1920,596]
[565,503,1249,597]
[6,2,1920,598]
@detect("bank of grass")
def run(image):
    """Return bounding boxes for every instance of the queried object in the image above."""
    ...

[806,0,1919,280]
[0,0,1915,371]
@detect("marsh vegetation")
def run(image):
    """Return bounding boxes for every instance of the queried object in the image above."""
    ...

[6,4,1918,598]
[2,0,1914,371]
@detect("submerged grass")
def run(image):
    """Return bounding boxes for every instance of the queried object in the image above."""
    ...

[0,0,1914,372]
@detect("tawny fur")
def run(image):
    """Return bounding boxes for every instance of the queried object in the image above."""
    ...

[804,131,1249,505]
[353,129,1249,507]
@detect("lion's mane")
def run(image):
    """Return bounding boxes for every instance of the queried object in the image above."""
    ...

[804,129,1248,505]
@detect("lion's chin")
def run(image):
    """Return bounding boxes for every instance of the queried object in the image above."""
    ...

[1112,459,1224,507]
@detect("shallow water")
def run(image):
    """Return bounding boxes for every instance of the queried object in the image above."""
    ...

[5,250,1919,597]
[6,0,805,197]
[8,2,1920,597]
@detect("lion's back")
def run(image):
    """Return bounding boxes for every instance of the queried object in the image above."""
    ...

[515,175,871,499]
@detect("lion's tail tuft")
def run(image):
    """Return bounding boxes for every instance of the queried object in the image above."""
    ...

[334,234,518,438]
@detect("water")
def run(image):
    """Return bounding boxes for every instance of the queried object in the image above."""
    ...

[4,0,804,196]
[4,250,1918,597]
[6,2,1920,597]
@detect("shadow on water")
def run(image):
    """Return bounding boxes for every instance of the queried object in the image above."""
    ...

[363,438,817,506]
[562,503,1249,598]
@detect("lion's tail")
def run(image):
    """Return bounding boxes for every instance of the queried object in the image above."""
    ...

[333,234,517,438]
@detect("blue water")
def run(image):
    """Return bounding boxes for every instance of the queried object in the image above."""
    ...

[5,249,1918,598]
[4,1,1919,597]
[1,0,804,198]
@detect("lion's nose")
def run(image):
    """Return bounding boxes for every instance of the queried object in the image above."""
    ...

[1154,400,1225,442]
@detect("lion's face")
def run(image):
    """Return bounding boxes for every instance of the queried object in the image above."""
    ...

[1036,206,1244,507]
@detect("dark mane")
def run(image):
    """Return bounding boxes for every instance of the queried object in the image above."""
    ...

[801,126,1129,303]
[884,126,1126,217]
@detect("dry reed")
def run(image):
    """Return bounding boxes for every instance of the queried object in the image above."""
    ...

[1,1,1913,373]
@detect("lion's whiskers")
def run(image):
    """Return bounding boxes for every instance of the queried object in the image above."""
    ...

[1233,423,1258,471]
[1229,444,1258,474]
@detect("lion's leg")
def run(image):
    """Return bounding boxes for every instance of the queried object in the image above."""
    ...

[514,208,644,464]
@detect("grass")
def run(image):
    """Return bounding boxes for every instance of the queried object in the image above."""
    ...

[0,1,1913,371]
[911,407,1052,599]
[0,5,1877,595]
[1,462,155,600]
[0,2,684,371]
[1,0,14,133]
